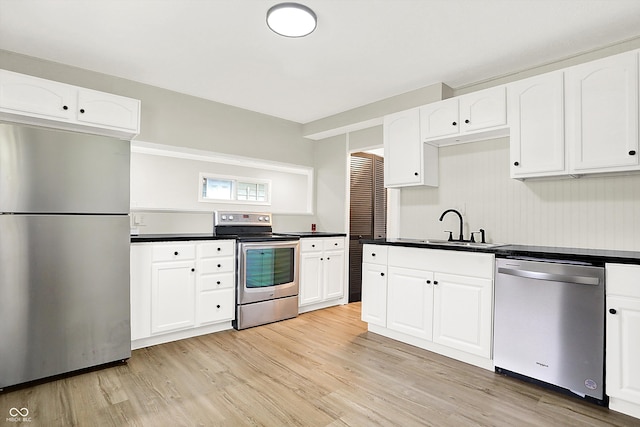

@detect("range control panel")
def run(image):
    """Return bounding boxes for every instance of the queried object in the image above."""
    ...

[214,211,272,227]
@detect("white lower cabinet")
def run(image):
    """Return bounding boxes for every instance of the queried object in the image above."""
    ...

[361,262,388,327]
[361,244,495,370]
[151,260,196,334]
[387,267,433,340]
[606,263,640,419]
[432,272,492,358]
[298,236,347,313]
[131,240,235,349]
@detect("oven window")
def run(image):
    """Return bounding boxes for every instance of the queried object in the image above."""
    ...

[245,247,295,288]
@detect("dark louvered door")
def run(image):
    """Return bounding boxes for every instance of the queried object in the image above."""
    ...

[349,152,385,302]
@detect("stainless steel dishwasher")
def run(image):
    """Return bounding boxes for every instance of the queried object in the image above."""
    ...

[494,256,606,405]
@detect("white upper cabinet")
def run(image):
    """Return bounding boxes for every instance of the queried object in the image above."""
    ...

[565,50,639,174]
[0,70,76,120]
[419,98,459,140]
[0,69,140,139]
[420,86,508,145]
[383,108,438,188]
[508,71,566,178]
[76,88,140,132]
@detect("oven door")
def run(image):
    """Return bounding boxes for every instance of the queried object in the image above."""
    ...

[238,240,299,305]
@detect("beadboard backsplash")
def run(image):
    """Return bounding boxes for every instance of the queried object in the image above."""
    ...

[399,137,640,251]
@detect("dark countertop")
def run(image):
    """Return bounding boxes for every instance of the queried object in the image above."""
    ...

[131,231,347,243]
[360,238,640,265]
[277,232,347,238]
[131,233,226,243]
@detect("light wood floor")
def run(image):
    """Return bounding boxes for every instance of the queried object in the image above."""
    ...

[1,303,638,426]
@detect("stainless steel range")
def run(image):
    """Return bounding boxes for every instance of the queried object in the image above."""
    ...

[214,212,300,330]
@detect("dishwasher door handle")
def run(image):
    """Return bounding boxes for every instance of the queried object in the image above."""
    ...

[497,267,601,286]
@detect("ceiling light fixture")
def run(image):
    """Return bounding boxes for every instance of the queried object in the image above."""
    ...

[267,2,317,38]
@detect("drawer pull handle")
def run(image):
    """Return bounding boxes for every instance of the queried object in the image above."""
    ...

[629,150,637,156]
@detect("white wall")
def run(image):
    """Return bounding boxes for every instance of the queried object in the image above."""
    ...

[399,138,640,251]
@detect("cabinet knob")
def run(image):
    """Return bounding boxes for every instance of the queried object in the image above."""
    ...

[327,257,330,260]
[465,119,470,124]
[426,280,431,284]
[414,172,419,176]
[191,268,195,272]
[629,150,637,156]
[452,121,457,126]
[62,105,68,110]
[380,272,385,277]
[217,247,221,251]
[217,281,221,285]
[371,253,376,257]
[174,251,179,255]
[334,243,338,246]
[513,161,520,166]
[433,280,439,285]
[609,308,617,314]
[79,108,85,114]
[312,244,315,247]
[216,305,221,309]
[217,264,222,268]
[320,258,324,261]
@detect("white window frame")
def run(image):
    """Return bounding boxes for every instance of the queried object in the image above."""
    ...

[198,173,271,205]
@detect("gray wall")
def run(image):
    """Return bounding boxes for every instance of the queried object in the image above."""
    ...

[1,49,325,233]
[0,50,313,166]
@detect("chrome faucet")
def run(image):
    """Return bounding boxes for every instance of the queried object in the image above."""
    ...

[439,209,464,241]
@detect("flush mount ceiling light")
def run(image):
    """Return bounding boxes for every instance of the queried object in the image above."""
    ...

[267,2,317,38]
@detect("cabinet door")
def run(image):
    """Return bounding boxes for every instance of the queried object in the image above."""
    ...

[384,108,423,186]
[386,267,434,340]
[459,86,507,133]
[433,273,492,358]
[299,252,322,306]
[324,249,345,300]
[151,260,196,334]
[508,71,566,178]
[0,69,76,120]
[361,263,388,327]
[565,51,639,173]
[77,88,140,132]
[419,98,459,139]
[606,296,640,404]
[198,288,235,325]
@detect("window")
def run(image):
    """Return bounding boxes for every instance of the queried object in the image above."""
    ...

[200,174,270,205]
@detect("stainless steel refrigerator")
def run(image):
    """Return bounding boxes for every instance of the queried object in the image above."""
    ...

[0,123,131,390]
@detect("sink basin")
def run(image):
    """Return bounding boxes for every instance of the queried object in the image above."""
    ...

[393,238,506,249]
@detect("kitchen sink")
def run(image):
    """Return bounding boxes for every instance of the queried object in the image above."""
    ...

[393,237,506,248]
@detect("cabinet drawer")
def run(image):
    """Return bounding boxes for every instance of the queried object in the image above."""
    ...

[363,245,388,265]
[607,263,640,298]
[301,239,324,252]
[199,240,235,258]
[324,237,345,251]
[200,272,235,291]
[198,288,235,325]
[199,257,234,274]
[152,244,196,261]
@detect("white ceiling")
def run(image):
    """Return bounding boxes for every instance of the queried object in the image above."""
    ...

[1,0,640,124]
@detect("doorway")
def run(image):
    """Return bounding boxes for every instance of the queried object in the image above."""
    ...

[348,151,386,302]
